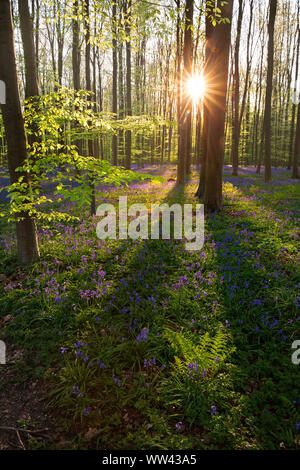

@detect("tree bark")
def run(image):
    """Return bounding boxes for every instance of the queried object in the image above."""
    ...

[112,1,118,166]
[293,100,300,179]
[84,0,96,215]
[175,0,183,183]
[264,0,277,183]
[118,27,125,164]
[72,0,80,91]
[196,9,213,198]
[125,0,132,170]
[177,0,193,183]
[18,0,40,148]
[289,1,300,169]
[18,0,40,98]
[0,0,40,264]
[231,0,243,176]
[203,0,233,213]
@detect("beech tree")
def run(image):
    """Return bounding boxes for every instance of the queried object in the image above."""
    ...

[231,0,244,176]
[18,0,40,99]
[84,0,96,215]
[196,7,213,198]
[18,0,40,148]
[264,0,278,183]
[0,0,40,264]
[293,98,300,179]
[72,0,81,92]
[203,0,234,212]
[125,0,132,170]
[1,0,299,222]
[177,0,193,185]
[112,1,118,166]
[291,1,300,179]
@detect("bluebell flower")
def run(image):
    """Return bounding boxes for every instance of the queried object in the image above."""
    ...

[175,421,182,431]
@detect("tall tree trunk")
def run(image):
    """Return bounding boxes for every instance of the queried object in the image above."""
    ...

[34,0,40,76]
[231,0,243,176]
[203,0,233,212]
[264,0,277,183]
[72,0,82,158]
[183,0,193,176]
[175,0,183,182]
[196,9,213,197]
[238,0,253,152]
[18,0,40,147]
[255,20,265,171]
[177,0,193,183]
[18,0,40,98]
[93,16,99,161]
[293,101,300,179]
[0,0,40,264]
[112,1,118,166]
[56,1,65,86]
[292,3,300,179]
[98,51,104,160]
[72,0,80,91]
[118,28,125,164]
[84,0,95,215]
[289,1,300,169]
[125,0,132,170]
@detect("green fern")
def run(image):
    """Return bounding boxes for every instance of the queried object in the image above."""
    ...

[279,395,300,422]
[160,326,235,424]
[164,326,234,378]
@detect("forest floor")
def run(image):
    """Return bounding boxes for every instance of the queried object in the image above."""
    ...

[0,165,299,450]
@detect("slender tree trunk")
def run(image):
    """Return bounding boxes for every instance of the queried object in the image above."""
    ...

[196,9,213,197]
[18,0,40,98]
[203,0,233,212]
[239,0,253,147]
[255,25,265,170]
[289,2,300,169]
[72,0,80,91]
[18,0,40,148]
[84,0,95,215]
[112,1,118,166]
[195,99,201,167]
[293,101,300,178]
[184,0,193,176]
[98,52,104,160]
[35,0,40,76]
[118,29,125,164]
[177,0,193,183]
[93,17,99,160]
[176,0,183,182]
[125,0,132,170]
[56,3,65,87]
[264,0,277,183]
[72,0,82,159]
[293,15,300,179]
[231,0,243,176]
[0,0,40,264]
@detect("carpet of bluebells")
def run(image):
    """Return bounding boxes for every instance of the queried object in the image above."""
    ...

[0,166,299,450]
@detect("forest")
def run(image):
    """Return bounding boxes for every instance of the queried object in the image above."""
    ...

[0,0,299,454]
